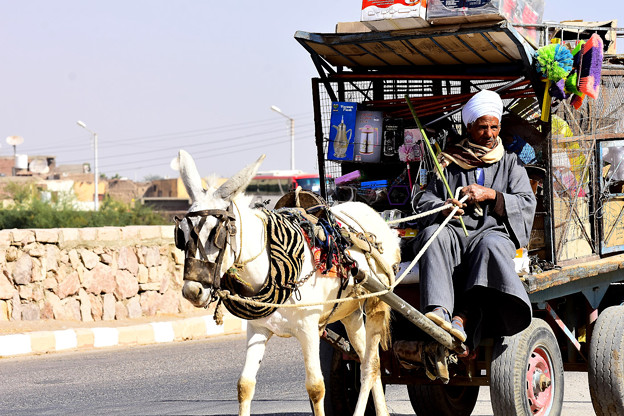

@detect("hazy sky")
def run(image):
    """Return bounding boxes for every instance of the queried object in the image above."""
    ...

[1,1,620,181]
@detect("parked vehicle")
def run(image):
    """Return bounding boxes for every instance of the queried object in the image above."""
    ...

[296,19,624,416]
[246,170,321,208]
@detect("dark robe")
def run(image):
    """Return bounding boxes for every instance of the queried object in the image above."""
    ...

[412,149,536,342]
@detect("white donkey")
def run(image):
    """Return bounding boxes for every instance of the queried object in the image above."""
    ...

[176,150,400,416]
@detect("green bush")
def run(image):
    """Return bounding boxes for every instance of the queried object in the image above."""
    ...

[0,182,169,229]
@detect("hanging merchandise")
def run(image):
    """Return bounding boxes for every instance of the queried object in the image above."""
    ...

[381,117,404,162]
[327,102,357,161]
[535,41,573,122]
[354,111,384,163]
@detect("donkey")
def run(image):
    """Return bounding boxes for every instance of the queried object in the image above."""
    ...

[176,150,400,416]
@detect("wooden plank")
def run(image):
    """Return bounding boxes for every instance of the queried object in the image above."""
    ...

[433,34,486,65]
[405,37,455,65]
[457,33,512,64]
[522,253,624,294]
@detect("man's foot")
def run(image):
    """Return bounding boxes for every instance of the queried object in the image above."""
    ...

[425,307,452,331]
[449,315,467,342]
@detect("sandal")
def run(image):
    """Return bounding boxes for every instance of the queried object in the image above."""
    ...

[425,307,452,332]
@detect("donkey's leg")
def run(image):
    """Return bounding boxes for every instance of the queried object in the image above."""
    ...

[362,299,390,416]
[238,325,272,416]
[295,318,326,416]
[343,302,389,416]
[340,309,383,416]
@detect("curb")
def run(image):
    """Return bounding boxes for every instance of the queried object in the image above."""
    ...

[0,314,246,358]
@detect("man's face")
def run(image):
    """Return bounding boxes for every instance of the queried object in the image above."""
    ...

[467,115,500,149]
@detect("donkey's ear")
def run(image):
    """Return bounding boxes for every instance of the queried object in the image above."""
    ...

[215,155,266,201]
[178,150,205,202]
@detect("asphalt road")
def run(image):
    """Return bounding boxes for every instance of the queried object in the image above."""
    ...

[0,334,596,415]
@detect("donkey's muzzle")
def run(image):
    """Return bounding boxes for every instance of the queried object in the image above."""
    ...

[184,257,218,286]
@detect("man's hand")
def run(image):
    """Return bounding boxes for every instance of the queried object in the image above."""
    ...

[461,184,496,205]
[441,198,466,219]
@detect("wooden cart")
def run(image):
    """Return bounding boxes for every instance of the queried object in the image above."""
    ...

[296,20,624,415]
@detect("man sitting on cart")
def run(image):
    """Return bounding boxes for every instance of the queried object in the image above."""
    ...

[410,90,537,347]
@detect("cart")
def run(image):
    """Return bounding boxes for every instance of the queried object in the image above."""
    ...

[295,20,624,415]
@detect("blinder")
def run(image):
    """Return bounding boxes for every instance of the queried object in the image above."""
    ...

[174,205,237,289]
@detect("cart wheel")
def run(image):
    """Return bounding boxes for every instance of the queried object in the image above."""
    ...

[318,323,378,416]
[406,384,479,416]
[588,305,624,415]
[491,318,564,416]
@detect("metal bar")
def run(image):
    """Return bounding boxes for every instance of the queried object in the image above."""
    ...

[399,39,437,65]
[429,37,464,65]
[455,35,490,64]
[361,276,467,354]
[478,32,514,61]
[542,302,586,361]
[405,96,469,236]
[378,41,416,66]
[312,78,328,200]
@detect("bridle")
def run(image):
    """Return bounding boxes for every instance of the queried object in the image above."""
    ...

[174,204,238,290]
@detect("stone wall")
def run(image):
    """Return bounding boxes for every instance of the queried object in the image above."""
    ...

[0,226,193,322]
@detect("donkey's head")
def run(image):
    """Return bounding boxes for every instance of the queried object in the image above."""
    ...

[176,150,265,308]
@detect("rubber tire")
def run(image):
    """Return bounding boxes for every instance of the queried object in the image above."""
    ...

[407,384,480,416]
[490,318,564,416]
[319,323,378,416]
[588,305,624,415]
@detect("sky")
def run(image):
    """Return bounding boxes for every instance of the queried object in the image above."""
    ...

[1,1,620,181]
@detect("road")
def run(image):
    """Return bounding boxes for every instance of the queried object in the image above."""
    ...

[0,334,595,415]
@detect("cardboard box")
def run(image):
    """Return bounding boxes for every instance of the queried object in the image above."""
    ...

[361,0,429,31]
[427,0,544,45]
[353,111,384,163]
[327,102,357,161]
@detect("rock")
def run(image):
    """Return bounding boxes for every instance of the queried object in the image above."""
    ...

[140,291,160,316]
[158,290,180,314]
[126,297,142,318]
[84,263,115,295]
[35,229,59,243]
[43,274,58,291]
[24,242,45,257]
[148,266,160,283]
[114,270,139,300]
[139,282,160,292]
[78,289,93,322]
[31,284,45,302]
[11,229,35,246]
[79,228,98,242]
[21,303,40,321]
[137,264,148,284]
[43,291,61,320]
[114,302,128,320]
[31,257,45,282]
[172,248,185,265]
[102,293,116,321]
[159,275,170,294]
[142,247,161,268]
[68,249,81,269]
[118,247,139,275]
[58,228,80,246]
[18,285,33,300]
[0,271,17,299]
[57,271,80,299]
[58,298,81,321]
[12,254,33,285]
[89,294,103,321]
[0,300,9,321]
[11,293,21,320]
[45,245,61,272]
[80,249,100,270]
[6,246,18,262]
[100,253,113,265]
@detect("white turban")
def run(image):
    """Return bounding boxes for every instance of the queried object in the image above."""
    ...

[461,90,503,127]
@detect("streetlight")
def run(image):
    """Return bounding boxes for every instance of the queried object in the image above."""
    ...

[270,105,295,170]
[76,120,99,211]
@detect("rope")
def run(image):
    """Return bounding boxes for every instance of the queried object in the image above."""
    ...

[392,191,468,287]
[214,190,468,311]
